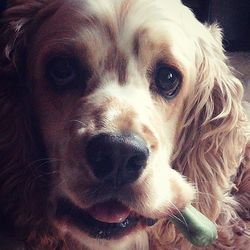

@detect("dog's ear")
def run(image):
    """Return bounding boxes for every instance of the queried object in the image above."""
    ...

[172,23,249,220]
[0,3,62,248]
[0,0,43,201]
[0,1,45,78]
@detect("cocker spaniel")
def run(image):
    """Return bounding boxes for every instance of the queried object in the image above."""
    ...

[0,0,250,249]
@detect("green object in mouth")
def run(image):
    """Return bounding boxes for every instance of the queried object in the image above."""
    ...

[171,205,218,247]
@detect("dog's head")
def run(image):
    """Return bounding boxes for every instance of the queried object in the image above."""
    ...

[0,0,247,249]
[31,0,196,243]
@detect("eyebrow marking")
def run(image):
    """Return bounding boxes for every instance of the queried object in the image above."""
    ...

[96,16,128,84]
[104,47,128,84]
[132,28,148,58]
[133,33,140,58]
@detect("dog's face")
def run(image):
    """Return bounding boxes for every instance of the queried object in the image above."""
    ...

[27,0,199,247]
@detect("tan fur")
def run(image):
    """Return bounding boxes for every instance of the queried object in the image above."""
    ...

[0,0,250,249]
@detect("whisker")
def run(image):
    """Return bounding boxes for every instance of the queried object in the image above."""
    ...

[70,119,85,126]
[27,159,65,185]
[26,158,63,169]
[168,201,188,229]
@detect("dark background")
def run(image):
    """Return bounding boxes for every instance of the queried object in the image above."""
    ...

[183,0,250,51]
[0,1,7,15]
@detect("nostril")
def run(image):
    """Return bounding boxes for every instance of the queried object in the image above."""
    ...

[89,153,113,179]
[126,153,148,172]
[86,134,116,179]
[124,148,149,184]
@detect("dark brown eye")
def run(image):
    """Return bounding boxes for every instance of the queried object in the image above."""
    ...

[155,65,182,98]
[46,56,78,88]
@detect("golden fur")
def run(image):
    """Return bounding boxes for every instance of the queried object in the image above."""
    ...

[0,0,250,249]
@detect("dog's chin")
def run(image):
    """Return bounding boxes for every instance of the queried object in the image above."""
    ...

[54,197,158,241]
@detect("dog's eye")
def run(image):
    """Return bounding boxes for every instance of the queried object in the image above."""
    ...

[47,56,78,87]
[46,56,84,91]
[155,65,182,98]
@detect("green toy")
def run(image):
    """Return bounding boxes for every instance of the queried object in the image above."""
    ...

[171,205,218,247]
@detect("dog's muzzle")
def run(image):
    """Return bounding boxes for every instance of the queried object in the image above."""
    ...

[55,133,156,240]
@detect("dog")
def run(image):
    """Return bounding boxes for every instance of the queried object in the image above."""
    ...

[0,0,249,249]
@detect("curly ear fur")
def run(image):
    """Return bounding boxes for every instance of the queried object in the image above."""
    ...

[174,24,249,215]
[151,24,250,249]
[0,2,64,249]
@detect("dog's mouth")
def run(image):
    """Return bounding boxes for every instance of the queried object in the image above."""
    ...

[56,198,157,240]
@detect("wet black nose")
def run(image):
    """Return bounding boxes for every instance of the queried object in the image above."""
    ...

[86,133,149,186]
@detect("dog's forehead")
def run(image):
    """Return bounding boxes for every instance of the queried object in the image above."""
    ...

[32,0,198,80]
[36,0,195,47]
[62,0,183,18]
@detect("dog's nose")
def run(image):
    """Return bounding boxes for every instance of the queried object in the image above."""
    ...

[86,133,149,186]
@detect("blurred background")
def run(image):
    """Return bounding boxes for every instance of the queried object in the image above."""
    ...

[183,0,250,52]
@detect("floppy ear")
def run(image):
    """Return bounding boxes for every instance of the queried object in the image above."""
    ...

[172,24,249,220]
[0,1,46,74]
[0,1,46,179]
[0,2,62,248]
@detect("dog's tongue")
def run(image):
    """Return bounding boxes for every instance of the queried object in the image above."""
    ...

[87,200,130,223]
